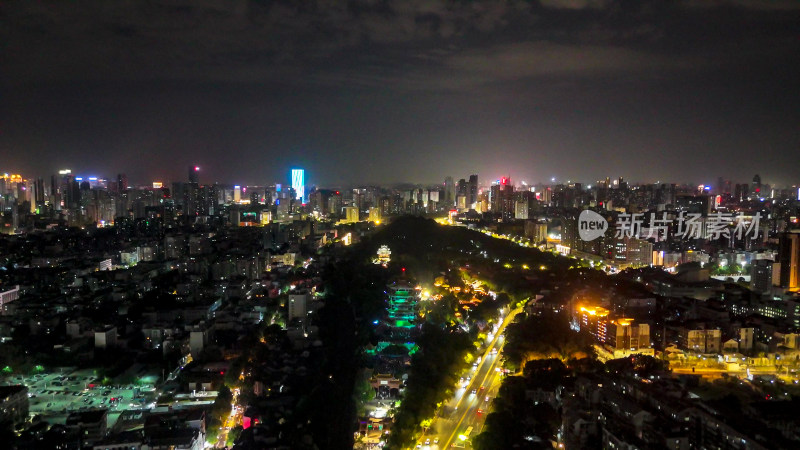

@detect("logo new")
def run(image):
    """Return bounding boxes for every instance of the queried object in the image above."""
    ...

[578,210,608,241]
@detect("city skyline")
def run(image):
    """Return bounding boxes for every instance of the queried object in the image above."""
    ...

[1,165,796,191]
[2,1,799,185]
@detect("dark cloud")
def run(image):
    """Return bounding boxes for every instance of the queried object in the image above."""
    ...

[684,0,800,11]
[539,0,611,10]
[1,0,798,186]
[2,0,528,83]
[3,0,797,85]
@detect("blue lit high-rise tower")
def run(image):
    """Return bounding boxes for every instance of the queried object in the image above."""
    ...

[291,168,305,204]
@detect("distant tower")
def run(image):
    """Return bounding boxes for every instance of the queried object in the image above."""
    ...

[35,178,45,207]
[752,174,761,196]
[468,174,479,206]
[444,176,455,206]
[189,166,199,184]
[117,173,128,191]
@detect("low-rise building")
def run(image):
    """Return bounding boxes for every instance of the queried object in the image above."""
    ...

[66,409,108,448]
[95,326,118,349]
[0,285,19,315]
[680,327,721,354]
[0,385,28,427]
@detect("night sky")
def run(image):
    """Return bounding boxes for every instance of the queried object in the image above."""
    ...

[2,0,799,187]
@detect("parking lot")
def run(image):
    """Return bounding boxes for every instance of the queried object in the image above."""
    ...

[8,368,157,427]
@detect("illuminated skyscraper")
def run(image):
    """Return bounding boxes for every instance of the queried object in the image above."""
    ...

[291,169,305,204]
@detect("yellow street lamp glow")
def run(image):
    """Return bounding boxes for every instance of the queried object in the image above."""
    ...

[459,434,467,441]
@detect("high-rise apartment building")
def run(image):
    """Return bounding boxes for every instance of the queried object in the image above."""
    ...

[444,176,455,206]
[368,207,382,223]
[576,305,610,343]
[328,191,343,217]
[514,200,528,220]
[468,174,478,206]
[490,177,514,220]
[751,259,779,293]
[117,173,128,192]
[344,206,359,223]
[456,178,467,203]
